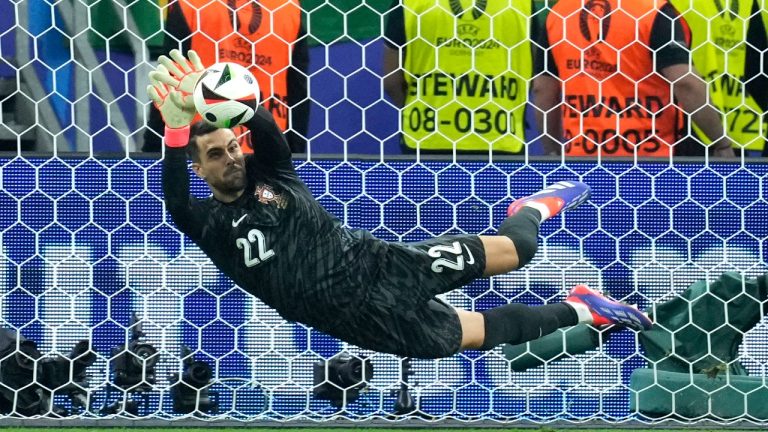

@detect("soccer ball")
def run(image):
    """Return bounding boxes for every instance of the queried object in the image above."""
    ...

[193,62,260,128]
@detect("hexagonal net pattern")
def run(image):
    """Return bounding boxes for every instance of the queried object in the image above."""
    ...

[0,0,767,427]
[1,156,767,423]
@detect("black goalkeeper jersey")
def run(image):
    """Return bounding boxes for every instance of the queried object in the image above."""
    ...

[162,108,388,332]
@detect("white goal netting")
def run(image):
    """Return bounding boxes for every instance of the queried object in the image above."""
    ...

[0,0,767,426]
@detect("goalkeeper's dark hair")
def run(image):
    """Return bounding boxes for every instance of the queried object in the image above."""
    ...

[187,121,220,163]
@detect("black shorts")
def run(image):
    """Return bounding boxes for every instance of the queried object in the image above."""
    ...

[328,235,486,358]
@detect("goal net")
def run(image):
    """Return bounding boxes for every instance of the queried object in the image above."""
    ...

[0,0,767,426]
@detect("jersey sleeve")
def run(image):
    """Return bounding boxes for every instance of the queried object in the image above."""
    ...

[243,106,296,177]
[162,146,206,240]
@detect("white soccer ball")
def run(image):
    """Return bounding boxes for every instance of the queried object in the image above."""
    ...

[193,62,260,128]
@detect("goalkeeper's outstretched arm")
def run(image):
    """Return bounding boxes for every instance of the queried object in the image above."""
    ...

[147,51,206,239]
[243,106,293,165]
[243,106,296,177]
[162,131,205,240]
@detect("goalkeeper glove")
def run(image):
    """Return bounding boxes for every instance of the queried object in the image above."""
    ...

[156,49,205,100]
[147,64,195,129]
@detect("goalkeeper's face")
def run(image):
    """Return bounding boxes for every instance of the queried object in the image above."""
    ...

[192,128,246,201]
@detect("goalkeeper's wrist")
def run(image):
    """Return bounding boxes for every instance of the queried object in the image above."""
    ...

[164,125,190,148]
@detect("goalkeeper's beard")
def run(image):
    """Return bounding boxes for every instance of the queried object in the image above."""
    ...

[214,166,246,195]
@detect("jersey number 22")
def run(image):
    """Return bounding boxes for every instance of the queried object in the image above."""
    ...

[236,229,275,267]
[428,241,474,273]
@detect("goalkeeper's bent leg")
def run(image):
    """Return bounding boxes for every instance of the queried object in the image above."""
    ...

[496,207,541,268]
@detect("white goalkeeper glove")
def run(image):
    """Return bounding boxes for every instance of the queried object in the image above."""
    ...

[146,64,195,129]
[156,49,205,97]
[150,49,205,120]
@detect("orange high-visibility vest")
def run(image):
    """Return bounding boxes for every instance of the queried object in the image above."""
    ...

[547,0,684,157]
[177,0,300,153]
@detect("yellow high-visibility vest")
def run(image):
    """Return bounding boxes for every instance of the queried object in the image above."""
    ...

[401,0,532,153]
[671,0,767,150]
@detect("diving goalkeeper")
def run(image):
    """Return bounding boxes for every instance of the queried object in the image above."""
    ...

[149,50,652,359]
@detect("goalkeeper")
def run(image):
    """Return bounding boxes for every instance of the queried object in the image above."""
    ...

[149,50,652,359]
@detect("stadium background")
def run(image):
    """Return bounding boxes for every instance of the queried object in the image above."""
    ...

[0,0,767,428]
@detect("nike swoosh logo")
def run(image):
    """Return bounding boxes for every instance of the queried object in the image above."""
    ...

[463,243,475,265]
[232,214,247,227]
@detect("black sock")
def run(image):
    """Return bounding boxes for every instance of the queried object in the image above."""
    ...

[478,303,579,351]
[497,207,541,268]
